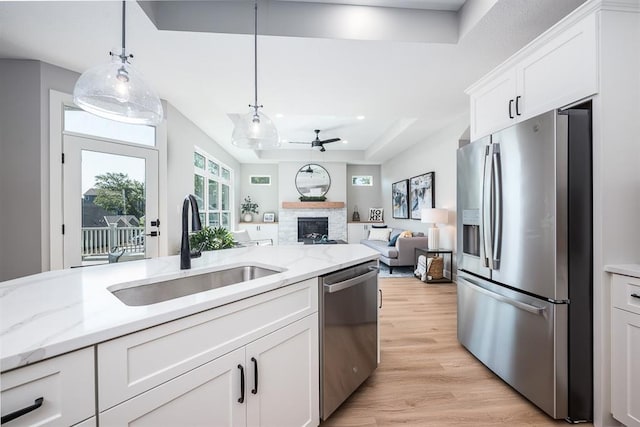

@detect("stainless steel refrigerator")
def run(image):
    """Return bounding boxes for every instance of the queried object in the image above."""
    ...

[456,105,592,422]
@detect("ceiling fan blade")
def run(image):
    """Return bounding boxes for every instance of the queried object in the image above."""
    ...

[288,141,311,145]
[319,138,340,144]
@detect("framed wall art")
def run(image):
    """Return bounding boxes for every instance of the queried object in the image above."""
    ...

[263,212,275,223]
[392,179,409,219]
[368,208,384,222]
[250,175,271,185]
[409,172,435,220]
[352,175,373,186]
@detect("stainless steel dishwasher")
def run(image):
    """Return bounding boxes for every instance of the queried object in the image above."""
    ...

[320,260,379,420]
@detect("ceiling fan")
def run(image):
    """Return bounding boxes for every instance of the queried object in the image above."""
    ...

[289,129,341,152]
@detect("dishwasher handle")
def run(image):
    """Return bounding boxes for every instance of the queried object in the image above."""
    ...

[324,268,378,294]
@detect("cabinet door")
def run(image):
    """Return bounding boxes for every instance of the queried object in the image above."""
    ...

[517,13,597,120]
[611,308,640,427]
[246,314,319,427]
[255,224,278,245]
[469,69,517,140]
[99,348,246,427]
[347,224,369,244]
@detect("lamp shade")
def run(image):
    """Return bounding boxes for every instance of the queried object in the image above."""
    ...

[231,109,280,149]
[421,208,448,224]
[73,56,163,126]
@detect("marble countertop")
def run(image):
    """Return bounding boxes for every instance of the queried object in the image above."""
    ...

[605,264,640,279]
[0,244,378,372]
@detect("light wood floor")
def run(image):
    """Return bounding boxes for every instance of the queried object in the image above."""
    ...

[321,277,593,427]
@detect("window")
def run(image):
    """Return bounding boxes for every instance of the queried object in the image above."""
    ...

[194,148,233,229]
[64,106,156,147]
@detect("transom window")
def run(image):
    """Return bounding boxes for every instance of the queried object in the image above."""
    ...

[64,106,156,147]
[193,148,233,228]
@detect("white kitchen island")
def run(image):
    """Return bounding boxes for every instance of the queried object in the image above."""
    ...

[0,244,379,426]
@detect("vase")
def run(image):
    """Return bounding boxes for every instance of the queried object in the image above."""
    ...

[243,213,253,222]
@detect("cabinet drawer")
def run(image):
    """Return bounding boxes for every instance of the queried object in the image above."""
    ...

[0,347,95,426]
[612,274,640,315]
[98,278,317,411]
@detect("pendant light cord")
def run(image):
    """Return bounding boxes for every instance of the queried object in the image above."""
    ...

[122,1,126,54]
[252,0,260,112]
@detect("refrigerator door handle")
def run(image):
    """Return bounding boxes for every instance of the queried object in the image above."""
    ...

[459,276,546,315]
[492,143,503,270]
[482,144,494,269]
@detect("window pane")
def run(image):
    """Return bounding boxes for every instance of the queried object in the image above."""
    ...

[194,152,205,169]
[221,212,230,228]
[199,213,205,226]
[222,168,230,181]
[194,174,205,210]
[221,184,230,211]
[209,212,220,227]
[208,180,218,210]
[64,107,156,147]
[208,160,219,176]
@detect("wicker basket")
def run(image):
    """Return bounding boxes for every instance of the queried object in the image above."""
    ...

[428,257,444,280]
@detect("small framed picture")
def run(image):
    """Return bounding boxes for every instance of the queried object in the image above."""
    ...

[263,212,275,223]
[368,208,384,222]
[352,175,373,186]
[250,175,271,185]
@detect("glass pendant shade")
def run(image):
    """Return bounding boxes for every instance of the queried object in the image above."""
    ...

[231,109,280,149]
[73,55,163,126]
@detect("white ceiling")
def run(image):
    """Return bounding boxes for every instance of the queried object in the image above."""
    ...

[0,0,585,164]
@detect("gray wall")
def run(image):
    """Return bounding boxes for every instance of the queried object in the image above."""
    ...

[166,103,241,254]
[346,164,381,222]
[239,163,279,221]
[0,60,42,281]
[381,115,468,251]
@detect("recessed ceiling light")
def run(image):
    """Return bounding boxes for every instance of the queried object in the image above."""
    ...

[356,115,365,120]
[275,113,284,118]
[342,140,349,144]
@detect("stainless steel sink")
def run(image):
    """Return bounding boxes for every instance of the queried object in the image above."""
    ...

[110,265,282,306]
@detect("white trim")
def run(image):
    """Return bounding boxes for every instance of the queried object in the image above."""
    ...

[193,146,235,228]
[49,90,69,270]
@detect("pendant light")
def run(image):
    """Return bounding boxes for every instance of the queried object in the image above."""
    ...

[73,1,163,126]
[231,0,279,149]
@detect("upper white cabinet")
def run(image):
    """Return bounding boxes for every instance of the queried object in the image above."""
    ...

[0,347,95,426]
[468,13,598,140]
[611,274,640,427]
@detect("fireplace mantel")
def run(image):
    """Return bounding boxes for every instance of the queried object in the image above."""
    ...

[282,202,345,209]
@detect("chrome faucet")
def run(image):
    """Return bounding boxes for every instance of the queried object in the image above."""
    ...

[181,194,202,270]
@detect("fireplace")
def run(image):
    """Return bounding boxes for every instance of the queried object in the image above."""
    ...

[298,217,329,242]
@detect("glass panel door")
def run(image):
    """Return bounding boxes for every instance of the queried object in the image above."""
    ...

[63,134,158,268]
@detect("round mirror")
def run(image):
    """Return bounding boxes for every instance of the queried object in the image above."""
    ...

[295,164,331,198]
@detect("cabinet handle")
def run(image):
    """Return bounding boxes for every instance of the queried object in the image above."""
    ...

[237,364,245,403]
[251,357,259,394]
[1,397,44,424]
[515,95,521,116]
[379,289,383,309]
[508,99,514,119]
[631,293,640,299]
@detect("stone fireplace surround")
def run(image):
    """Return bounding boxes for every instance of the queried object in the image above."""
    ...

[278,207,347,245]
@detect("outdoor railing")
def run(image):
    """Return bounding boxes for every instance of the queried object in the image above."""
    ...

[82,225,145,257]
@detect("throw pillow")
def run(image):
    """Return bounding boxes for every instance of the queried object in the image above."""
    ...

[399,230,412,238]
[371,224,387,228]
[368,228,391,241]
[388,233,400,246]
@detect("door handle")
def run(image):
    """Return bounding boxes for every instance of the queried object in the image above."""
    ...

[251,357,258,394]
[379,289,383,309]
[482,144,494,269]
[237,364,245,403]
[492,143,502,270]
[1,397,44,424]
[459,276,545,315]
[324,269,378,293]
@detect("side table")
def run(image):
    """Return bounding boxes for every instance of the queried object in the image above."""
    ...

[414,248,453,283]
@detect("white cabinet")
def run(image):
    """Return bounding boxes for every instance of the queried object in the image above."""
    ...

[0,347,95,426]
[611,274,640,427]
[246,314,318,427]
[98,278,319,427]
[239,223,279,245]
[347,223,371,244]
[468,13,597,140]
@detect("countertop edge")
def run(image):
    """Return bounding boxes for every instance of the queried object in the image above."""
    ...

[605,264,640,278]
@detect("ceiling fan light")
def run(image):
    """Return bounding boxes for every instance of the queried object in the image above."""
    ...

[231,109,280,150]
[73,56,163,126]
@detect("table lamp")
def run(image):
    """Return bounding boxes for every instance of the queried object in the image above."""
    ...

[421,208,448,250]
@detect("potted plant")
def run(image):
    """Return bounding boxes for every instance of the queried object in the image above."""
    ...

[241,196,259,222]
[189,226,235,251]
